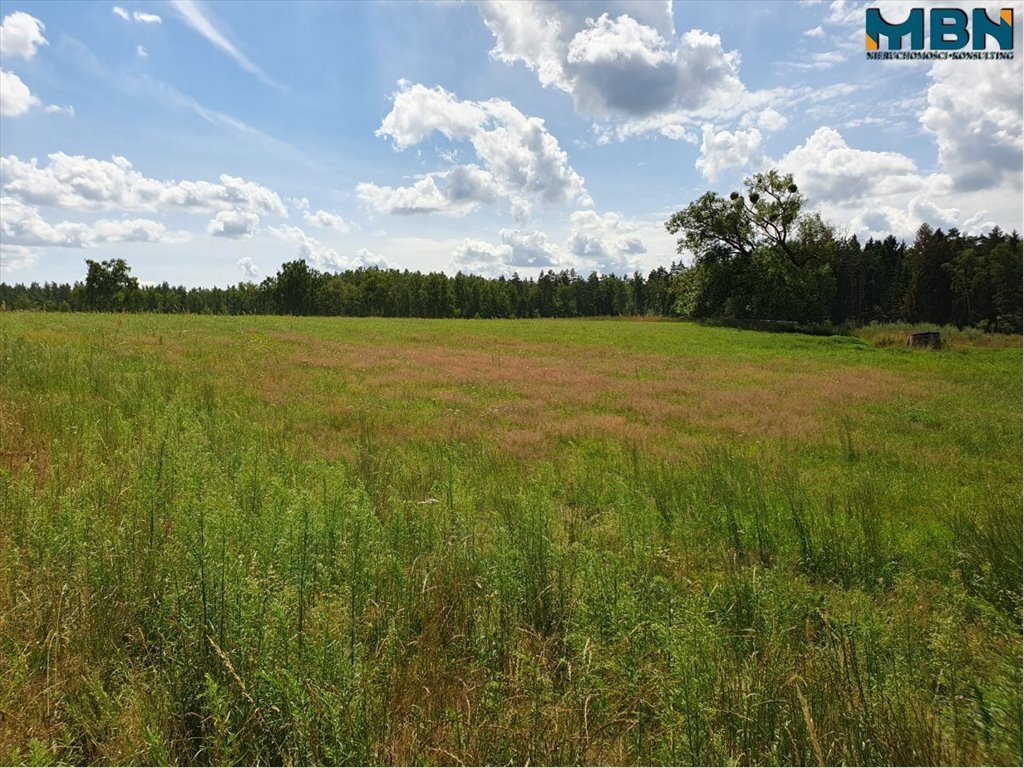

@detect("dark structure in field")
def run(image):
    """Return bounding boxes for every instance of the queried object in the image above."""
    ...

[907,331,942,349]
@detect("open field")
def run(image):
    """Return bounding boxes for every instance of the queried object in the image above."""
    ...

[1,313,1021,765]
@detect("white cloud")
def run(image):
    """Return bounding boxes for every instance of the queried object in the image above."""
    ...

[921,59,1022,192]
[44,104,74,117]
[476,2,765,137]
[453,222,631,276]
[357,169,497,217]
[791,51,846,71]
[773,126,1017,241]
[695,124,762,181]
[207,209,259,239]
[0,243,39,271]
[113,6,131,21]
[237,256,260,279]
[137,45,148,58]
[500,228,564,267]
[454,212,654,277]
[0,70,39,116]
[133,11,162,23]
[453,238,514,277]
[89,217,189,244]
[566,13,676,117]
[848,196,961,241]
[659,124,697,142]
[354,248,389,268]
[269,224,356,271]
[169,0,279,87]
[478,0,676,94]
[804,25,825,38]
[1,152,287,216]
[455,227,568,274]
[961,209,998,235]
[367,82,589,219]
[0,12,47,59]
[0,197,190,248]
[376,80,489,150]
[567,209,647,274]
[749,108,787,132]
[302,208,350,231]
[778,127,930,203]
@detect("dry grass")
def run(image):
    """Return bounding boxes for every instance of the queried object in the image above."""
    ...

[159,331,918,462]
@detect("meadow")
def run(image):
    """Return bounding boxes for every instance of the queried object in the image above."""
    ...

[0,312,1020,765]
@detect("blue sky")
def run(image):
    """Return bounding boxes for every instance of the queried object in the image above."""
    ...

[1,0,1021,286]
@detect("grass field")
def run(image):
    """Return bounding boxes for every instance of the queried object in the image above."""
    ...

[1,313,1021,765]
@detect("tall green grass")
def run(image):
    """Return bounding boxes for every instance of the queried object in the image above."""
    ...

[0,313,1020,765]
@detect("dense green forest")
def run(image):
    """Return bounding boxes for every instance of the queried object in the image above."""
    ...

[3,172,1021,332]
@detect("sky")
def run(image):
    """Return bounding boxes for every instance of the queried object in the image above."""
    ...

[0,0,1021,287]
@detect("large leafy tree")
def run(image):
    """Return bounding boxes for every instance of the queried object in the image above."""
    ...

[666,170,809,266]
[665,170,836,323]
[83,258,139,311]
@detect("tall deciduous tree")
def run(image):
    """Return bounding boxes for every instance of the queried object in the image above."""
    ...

[665,170,836,323]
[666,170,807,266]
[83,258,139,311]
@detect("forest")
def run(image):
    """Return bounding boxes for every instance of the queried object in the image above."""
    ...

[3,172,1021,333]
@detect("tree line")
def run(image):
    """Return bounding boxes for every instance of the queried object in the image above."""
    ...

[668,170,1021,333]
[0,258,682,319]
[2,170,1020,331]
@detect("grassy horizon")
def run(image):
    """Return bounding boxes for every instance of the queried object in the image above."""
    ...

[1,312,1021,765]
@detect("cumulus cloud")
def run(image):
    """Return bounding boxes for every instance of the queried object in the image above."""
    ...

[365,82,589,219]
[237,256,260,279]
[476,2,767,137]
[1,152,287,216]
[207,209,259,239]
[921,59,1022,192]
[849,196,961,241]
[269,224,354,271]
[0,243,39,271]
[0,197,190,248]
[0,70,39,116]
[267,228,383,272]
[500,228,564,267]
[0,12,47,59]
[566,13,676,116]
[460,227,573,274]
[137,45,148,58]
[741,108,787,133]
[772,126,1010,241]
[376,81,489,150]
[112,6,130,21]
[302,208,350,231]
[452,215,650,277]
[357,170,496,217]
[695,124,762,181]
[354,248,389,268]
[454,227,567,274]
[567,209,647,274]
[453,238,514,276]
[134,11,162,23]
[479,0,675,92]
[778,127,931,203]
